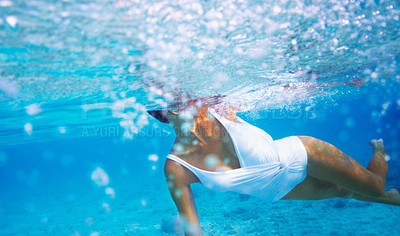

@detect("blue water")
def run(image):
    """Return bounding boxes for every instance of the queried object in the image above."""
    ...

[1,0,400,235]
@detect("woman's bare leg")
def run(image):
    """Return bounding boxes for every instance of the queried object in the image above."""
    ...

[350,139,400,206]
[367,139,389,185]
[292,136,400,206]
[282,175,350,200]
[164,159,203,235]
[299,136,386,196]
[284,175,400,206]
[351,189,400,206]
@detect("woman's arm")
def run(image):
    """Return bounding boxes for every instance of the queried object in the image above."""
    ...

[164,159,202,236]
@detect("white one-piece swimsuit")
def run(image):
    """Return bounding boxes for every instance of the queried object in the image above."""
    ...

[167,109,308,202]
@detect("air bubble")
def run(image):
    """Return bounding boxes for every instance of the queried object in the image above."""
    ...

[148,154,159,162]
[43,150,56,160]
[180,122,192,134]
[236,70,245,76]
[85,217,93,226]
[91,167,109,186]
[179,107,196,121]
[234,47,244,54]
[174,189,182,198]
[197,52,205,59]
[223,158,230,165]
[345,117,354,127]
[339,131,349,141]
[24,123,33,136]
[273,6,281,13]
[0,79,18,98]
[0,1,13,7]
[6,16,17,28]
[102,202,111,213]
[204,154,220,169]
[60,154,73,166]
[381,102,390,115]
[105,187,115,198]
[0,152,7,165]
[59,127,67,134]
[173,143,184,153]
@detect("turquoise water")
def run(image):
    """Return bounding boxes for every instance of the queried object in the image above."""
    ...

[1,0,400,235]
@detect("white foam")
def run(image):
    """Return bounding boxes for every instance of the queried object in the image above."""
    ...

[0,1,12,7]
[6,15,18,28]
[25,103,42,116]
[0,79,18,98]
[273,6,282,13]
[60,11,69,17]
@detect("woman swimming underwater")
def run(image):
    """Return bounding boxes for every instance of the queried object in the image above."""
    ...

[148,97,400,236]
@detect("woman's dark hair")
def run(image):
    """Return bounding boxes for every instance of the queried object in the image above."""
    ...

[147,110,170,123]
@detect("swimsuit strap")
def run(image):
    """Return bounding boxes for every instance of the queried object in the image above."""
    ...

[166,154,225,188]
[167,154,200,174]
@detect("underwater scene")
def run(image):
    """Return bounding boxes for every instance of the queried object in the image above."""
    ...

[0,0,399,235]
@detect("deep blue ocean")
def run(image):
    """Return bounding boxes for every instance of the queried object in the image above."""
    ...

[1,0,400,235]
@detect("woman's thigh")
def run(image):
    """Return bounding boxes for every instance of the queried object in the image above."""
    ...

[298,136,384,196]
[282,175,349,200]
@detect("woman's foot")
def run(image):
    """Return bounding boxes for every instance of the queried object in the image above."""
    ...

[352,188,400,206]
[386,188,400,198]
[369,139,390,161]
[384,188,400,205]
[367,139,389,188]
